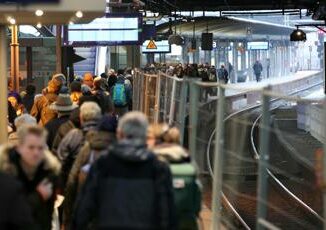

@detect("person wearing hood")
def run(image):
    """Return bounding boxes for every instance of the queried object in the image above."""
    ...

[57,102,102,186]
[72,112,176,230]
[63,115,117,229]
[0,125,61,230]
[148,124,202,230]
[30,73,66,126]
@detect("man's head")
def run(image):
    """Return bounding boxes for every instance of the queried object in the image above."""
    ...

[83,72,94,88]
[221,65,225,69]
[79,102,102,124]
[14,114,37,130]
[117,112,148,142]
[16,125,47,169]
[117,69,124,76]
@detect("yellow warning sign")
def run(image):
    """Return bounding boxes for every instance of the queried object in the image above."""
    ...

[146,40,157,49]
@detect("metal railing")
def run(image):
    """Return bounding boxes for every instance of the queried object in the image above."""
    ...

[133,70,326,229]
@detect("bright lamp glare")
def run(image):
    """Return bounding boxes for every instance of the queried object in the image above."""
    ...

[35,10,44,17]
[76,11,83,18]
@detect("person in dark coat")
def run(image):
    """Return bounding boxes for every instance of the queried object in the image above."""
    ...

[253,60,263,82]
[217,65,229,84]
[45,94,78,150]
[63,115,117,229]
[22,84,36,113]
[57,102,102,186]
[51,108,80,155]
[0,125,61,230]
[0,172,33,230]
[72,112,176,230]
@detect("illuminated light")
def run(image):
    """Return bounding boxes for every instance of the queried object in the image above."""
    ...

[9,18,16,25]
[297,31,302,35]
[69,21,74,25]
[35,10,44,17]
[75,11,83,18]
[36,23,42,28]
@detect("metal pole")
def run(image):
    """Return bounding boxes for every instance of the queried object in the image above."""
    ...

[256,87,271,230]
[168,79,177,125]
[0,25,8,144]
[211,85,226,230]
[56,25,62,73]
[178,79,188,146]
[323,98,326,230]
[154,73,161,123]
[189,81,199,161]
[10,25,19,92]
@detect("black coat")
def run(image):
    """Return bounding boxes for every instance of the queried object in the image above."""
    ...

[72,140,177,230]
[0,172,33,230]
[0,146,61,230]
[45,115,70,149]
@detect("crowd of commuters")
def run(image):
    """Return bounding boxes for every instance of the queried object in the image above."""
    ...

[1,68,202,230]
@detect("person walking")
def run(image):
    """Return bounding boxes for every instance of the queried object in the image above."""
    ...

[0,125,61,230]
[45,94,78,150]
[30,73,66,126]
[217,65,229,84]
[8,114,37,145]
[22,84,36,113]
[0,172,33,229]
[72,112,176,230]
[63,115,117,229]
[148,124,202,230]
[57,102,102,186]
[111,69,131,117]
[253,60,263,82]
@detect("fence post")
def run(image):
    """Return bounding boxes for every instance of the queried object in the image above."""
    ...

[323,98,326,230]
[178,79,188,145]
[169,79,177,125]
[154,73,161,123]
[163,77,169,121]
[189,81,199,161]
[256,87,271,230]
[211,85,225,230]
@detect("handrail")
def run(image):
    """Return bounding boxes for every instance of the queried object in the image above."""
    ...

[206,80,324,228]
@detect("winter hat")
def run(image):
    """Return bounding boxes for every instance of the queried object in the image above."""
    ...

[97,115,118,133]
[52,73,66,85]
[50,94,78,112]
[81,84,92,95]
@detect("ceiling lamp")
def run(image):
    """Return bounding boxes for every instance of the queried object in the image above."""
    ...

[290,28,306,42]
[35,10,44,17]
[75,11,83,18]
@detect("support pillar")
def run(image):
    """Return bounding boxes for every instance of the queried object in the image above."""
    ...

[0,25,8,144]
[26,46,33,84]
[232,45,238,83]
[127,45,141,68]
[56,25,62,74]
[10,25,19,92]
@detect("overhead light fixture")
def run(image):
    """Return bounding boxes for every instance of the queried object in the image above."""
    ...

[69,21,74,25]
[75,11,83,18]
[290,28,307,42]
[168,34,185,46]
[8,17,16,25]
[36,23,42,28]
[35,10,44,17]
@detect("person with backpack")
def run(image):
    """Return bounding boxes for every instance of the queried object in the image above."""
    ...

[147,124,202,230]
[111,69,132,117]
[217,65,229,84]
[72,112,176,230]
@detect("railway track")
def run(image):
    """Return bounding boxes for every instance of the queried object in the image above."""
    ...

[206,83,324,229]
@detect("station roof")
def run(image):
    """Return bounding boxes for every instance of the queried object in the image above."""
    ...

[144,0,315,13]
[157,16,297,40]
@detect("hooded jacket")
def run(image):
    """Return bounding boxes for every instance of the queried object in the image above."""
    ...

[63,131,115,228]
[72,139,176,230]
[0,145,61,230]
[30,92,58,126]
